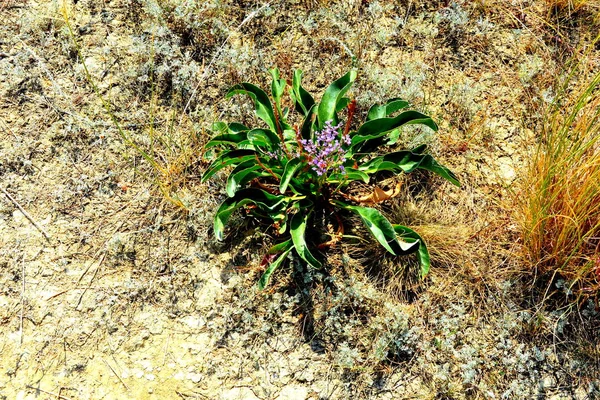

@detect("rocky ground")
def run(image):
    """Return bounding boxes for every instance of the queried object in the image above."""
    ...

[1,0,599,399]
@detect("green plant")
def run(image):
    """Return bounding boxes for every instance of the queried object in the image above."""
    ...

[202,68,460,289]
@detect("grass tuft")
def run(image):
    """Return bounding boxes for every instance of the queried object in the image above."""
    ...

[516,69,600,303]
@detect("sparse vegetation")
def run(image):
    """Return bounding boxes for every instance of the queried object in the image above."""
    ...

[516,69,600,303]
[203,68,459,288]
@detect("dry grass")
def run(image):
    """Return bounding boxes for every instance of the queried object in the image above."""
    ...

[60,3,205,212]
[544,0,600,14]
[515,69,600,303]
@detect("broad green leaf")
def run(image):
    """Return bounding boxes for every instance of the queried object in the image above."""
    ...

[226,161,263,197]
[393,225,430,278]
[282,128,297,142]
[268,239,293,254]
[360,150,460,187]
[214,189,287,240]
[229,122,250,132]
[351,110,438,150]
[210,121,249,134]
[367,98,410,121]
[412,144,427,154]
[327,168,369,184]
[247,129,281,150]
[332,201,400,255]
[317,70,357,129]
[286,176,317,195]
[258,241,293,290]
[336,97,350,112]
[344,168,370,183]
[205,131,249,149]
[227,83,277,132]
[290,211,322,268]
[280,158,303,193]
[211,121,228,133]
[386,128,400,146]
[291,69,315,116]
[201,150,257,183]
[205,122,251,148]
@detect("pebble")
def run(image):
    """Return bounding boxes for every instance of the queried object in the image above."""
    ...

[278,385,309,400]
[187,372,202,383]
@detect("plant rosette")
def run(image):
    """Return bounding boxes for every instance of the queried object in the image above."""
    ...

[202,68,460,289]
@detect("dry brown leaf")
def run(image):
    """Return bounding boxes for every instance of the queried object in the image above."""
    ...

[353,182,402,204]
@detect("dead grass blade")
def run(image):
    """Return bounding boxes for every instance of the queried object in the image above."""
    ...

[515,69,600,302]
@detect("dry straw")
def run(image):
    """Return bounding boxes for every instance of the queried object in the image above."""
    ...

[517,66,600,303]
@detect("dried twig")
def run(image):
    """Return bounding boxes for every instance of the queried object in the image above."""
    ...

[20,255,25,346]
[0,186,51,242]
[75,252,106,310]
[103,359,129,391]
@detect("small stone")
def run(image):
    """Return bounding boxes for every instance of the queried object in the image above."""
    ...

[181,315,206,329]
[295,369,314,383]
[174,371,185,380]
[187,372,202,383]
[542,376,556,389]
[497,157,516,182]
[278,385,308,400]
[148,321,163,335]
[222,387,259,400]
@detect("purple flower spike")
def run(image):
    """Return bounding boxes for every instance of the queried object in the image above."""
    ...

[301,120,349,177]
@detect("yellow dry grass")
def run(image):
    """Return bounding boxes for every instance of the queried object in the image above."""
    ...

[516,69,600,301]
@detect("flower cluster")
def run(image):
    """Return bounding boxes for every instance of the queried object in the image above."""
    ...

[300,120,351,176]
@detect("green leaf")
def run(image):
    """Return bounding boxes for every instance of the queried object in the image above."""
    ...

[351,110,438,150]
[269,68,293,134]
[280,158,303,193]
[270,68,286,111]
[258,241,293,290]
[290,211,322,268]
[201,150,257,183]
[300,104,316,140]
[229,122,250,132]
[317,70,357,129]
[227,83,277,132]
[367,98,410,121]
[247,129,281,150]
[291,69,315,116]
[214,189,287,240]
[204,131,249,149]
[393,225,430,278]
[332,201,400,255]
[360,149,460,187]
[226,161,264,197]
[268,239,293,254]
[412,144,427,154]
[205,122,251,149]
[336,97,350,112]
[327,168,369,184]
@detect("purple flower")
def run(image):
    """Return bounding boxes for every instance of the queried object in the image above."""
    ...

[301,120,350,177]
